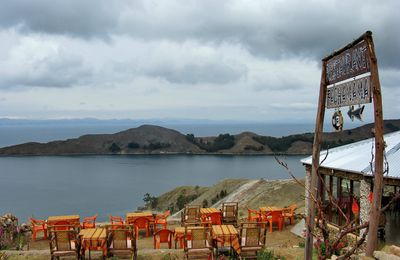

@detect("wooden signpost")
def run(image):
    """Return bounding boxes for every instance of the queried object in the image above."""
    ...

[306,31,384,259]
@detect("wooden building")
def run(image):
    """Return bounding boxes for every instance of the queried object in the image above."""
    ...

[302,130,400,245]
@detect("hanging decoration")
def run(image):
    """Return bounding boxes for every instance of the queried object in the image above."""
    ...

[347,105,365,121]
[332,109,344,132]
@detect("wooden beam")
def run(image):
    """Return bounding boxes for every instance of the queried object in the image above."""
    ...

[365,32,385,256]
[305,59,327,260]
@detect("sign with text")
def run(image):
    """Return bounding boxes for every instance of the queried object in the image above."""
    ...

[326,41,370,85]
[326,76,371,108]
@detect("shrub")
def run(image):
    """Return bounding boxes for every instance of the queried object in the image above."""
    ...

[127,142,140,149]
[109,143,121,153]
[143,142,171,150]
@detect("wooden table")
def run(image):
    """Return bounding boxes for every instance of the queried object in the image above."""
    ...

[48,215,80,226]
[79,228,107,259]
[174,227,195,249]
[211,225,241,255]
[259,206,283,212]
[126,211,154,224]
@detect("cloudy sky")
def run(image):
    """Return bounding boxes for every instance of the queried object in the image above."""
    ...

[0,0,399,123]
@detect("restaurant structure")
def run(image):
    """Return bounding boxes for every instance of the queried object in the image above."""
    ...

[302,130,400,244]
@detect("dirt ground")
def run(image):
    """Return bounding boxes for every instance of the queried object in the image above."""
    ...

[3,222,305,260]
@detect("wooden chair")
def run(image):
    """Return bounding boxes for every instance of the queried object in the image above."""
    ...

[184,226,213,260]
[153,228,174,249]
[81,214,97,229]
[222,202,239,226]
[261,211,283,233]
[282,204,297,225]
[181,205,201,226]
[133,216,151,238]
[154,210,170,233]
[247,208,262,223]
[30,217,47,241]
[239,222,267,259]
[48,225,80,260]
[106,224,137,259]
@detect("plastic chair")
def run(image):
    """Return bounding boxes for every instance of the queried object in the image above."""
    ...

[81,214,98,229]
[206,212,222,225]
[262,211,283,233]
[282,204,296,225]
[154,210,170,233]
[109,215,124,228]
[133,217,151,238]
[30,217,47,241]
[247,208,262,223]
[153,228,174,249]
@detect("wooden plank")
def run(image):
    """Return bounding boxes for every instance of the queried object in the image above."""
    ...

[326,40,370,85]
[326,76,371,108]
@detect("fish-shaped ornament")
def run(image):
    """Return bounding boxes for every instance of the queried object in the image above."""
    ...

[347,105,365,121]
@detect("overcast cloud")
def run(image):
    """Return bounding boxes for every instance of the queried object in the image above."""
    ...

[0,0,399,123]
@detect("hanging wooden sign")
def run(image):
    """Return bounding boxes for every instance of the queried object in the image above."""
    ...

[326,76,371,108]
[326,40,370,85]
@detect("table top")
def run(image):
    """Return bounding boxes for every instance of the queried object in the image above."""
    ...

[212,225,238,237]
[260,207,283,212]
[48,215,80,222]
[200,208,220,215]
[79,228,106,240]
[126,211,153,218]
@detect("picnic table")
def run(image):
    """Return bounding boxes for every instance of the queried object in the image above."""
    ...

[47,215,80,226]
[79,227,107,259]
[211,224,241,255]
[259,206,283,212]
[126,211,154,224]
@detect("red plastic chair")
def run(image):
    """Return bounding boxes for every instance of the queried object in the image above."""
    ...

[153,229,174,249]
[109,215,124,230]
[247,208,262,223]
[154,210,170,233]
[282,204,297,225]
[30,218,47,241]
[81,214,98,229]
[133,217,151,238]
[262,211,283,233]
[206,212,222,225]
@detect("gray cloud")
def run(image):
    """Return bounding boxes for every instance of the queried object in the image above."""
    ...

[0,0,119,39]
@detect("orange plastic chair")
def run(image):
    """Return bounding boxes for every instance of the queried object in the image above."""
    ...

[262,211,283,233]
[154,210,170,233]
[52,220,71,231]
[247,208,262,223]
[30,218,47,241]
[282,204,297,225]
[153,229,174,249]
[206,212,222,225]
[110,215,124,225]
[81,214,98,229]
[133,217,151,238]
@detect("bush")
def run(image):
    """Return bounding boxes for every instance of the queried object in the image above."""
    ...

[109,143,121,153]
[127,142,140,149]
[143,142,171,150]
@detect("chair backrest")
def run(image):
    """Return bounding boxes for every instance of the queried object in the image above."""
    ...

[185,226,208,249]
[133,217,150,228]
[240,223,267,248]
[156,210,170,222]
[184,205,200,221]
[48,226,79,252]
[82,214,97,228]
[222,202,238,218]
[106,224,136,250]
[207,212,222,225]
[109,215,124,225]
[247,208,260,222]
[30,217,45,228]
[154,229,174,243]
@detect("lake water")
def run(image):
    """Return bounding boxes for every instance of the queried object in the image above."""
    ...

[0,155,306,222]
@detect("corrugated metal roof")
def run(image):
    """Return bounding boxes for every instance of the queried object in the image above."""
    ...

[301,130,400,179]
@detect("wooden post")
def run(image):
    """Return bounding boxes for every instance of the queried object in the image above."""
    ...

[365,32,385,257]
[305,60,327,260]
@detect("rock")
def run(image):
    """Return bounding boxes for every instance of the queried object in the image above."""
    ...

[374,250,400,260]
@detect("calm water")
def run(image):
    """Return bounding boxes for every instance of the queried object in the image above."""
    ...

[0,155,305,222]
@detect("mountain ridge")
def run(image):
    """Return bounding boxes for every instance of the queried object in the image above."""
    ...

[0,119,399,156]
